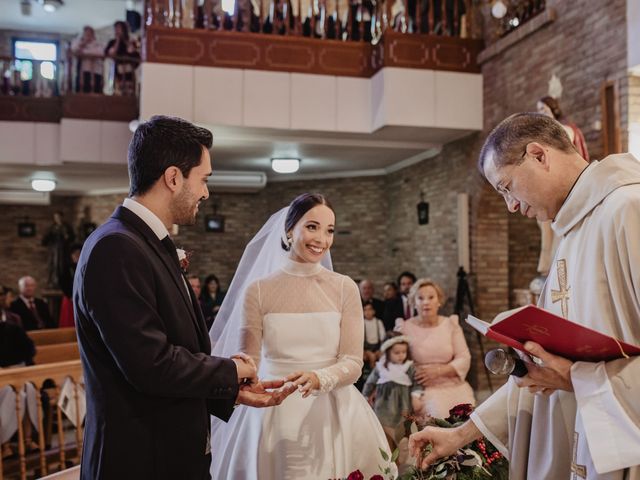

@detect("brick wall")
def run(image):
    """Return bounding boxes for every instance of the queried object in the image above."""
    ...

[0,196,78,293]
[630,74,640,135]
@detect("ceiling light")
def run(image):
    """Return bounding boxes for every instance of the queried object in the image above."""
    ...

[39,0,64,13]
[31,179,56,192]
[491,0,507,19]
[271,158,300,174]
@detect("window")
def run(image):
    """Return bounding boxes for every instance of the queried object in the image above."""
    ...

[12,39,58,81]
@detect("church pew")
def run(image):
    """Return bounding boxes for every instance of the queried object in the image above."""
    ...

[0,361,83,480]
[28,329,77,347]
[33,344,80,366]
[37,465,80,479]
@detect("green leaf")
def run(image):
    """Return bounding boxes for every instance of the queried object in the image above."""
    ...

[379,448,390,462]
[391,448,400,463]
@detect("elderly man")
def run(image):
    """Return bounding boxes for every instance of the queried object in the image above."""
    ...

[409,112,640,479]
[10,276,54,330]
[358,279,385,319]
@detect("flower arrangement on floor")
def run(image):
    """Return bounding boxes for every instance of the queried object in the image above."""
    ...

[397,404,508,480]
[343,404,508,480]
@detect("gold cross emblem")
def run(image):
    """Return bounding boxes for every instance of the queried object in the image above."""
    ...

[551,259,570,318]
[571,432,587,479]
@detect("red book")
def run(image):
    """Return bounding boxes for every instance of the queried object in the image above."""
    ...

[466,305,640,362]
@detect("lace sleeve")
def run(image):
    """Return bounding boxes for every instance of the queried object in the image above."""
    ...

[312,276,364,394]
[239,280,263,370]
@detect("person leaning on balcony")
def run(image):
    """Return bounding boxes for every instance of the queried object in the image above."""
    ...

[104,20,140,95]
[70,26,104,94]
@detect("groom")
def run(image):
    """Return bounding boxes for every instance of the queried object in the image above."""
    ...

[74,116,294,479]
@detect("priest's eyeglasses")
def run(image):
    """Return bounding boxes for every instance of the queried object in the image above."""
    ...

[495,150,528,201]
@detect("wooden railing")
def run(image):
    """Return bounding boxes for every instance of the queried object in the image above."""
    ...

[491,0,546,39]
[142,0,483,75]
[0,361,83,480]
[0,53,140,98]
[145,0,475,41]
[0,53,140,123]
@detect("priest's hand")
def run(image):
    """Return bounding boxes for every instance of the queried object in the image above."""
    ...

[514,341,573,394]
[236,379,297,408]
[409,420,482,469]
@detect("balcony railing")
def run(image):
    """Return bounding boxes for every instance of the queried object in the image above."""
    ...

[142,0,483,76]
[145,0,474,41]
[0,53,140,123]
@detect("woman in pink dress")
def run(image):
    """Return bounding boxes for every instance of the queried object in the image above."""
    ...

[397,278,475,418]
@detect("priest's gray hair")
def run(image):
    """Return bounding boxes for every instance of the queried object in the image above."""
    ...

[478,112,577,177]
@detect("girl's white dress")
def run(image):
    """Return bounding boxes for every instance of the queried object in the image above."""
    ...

[210,258,392,479]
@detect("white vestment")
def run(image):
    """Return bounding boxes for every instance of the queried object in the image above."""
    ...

[471,154,640,479]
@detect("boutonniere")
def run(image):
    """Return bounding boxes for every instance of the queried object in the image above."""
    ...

[176,248,192,274]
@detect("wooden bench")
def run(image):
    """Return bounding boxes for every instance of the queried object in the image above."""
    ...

[28,329,77,347]
[0,361,83,480]
[33,344,80,366]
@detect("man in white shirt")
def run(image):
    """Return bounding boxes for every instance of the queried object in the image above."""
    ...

[74,115,295,479]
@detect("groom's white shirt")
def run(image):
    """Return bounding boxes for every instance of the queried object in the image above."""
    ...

[122,198,190,296]
[123,197,169,240]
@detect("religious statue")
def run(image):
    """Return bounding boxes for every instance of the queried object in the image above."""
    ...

[42,211,75,289]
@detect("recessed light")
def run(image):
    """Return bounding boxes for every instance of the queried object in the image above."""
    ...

[271,158,300,174]
[31,179,56,192]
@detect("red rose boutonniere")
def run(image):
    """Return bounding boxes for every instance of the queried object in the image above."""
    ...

[176,248,193,274]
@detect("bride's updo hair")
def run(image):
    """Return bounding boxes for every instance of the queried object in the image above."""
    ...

[281,193,334,251]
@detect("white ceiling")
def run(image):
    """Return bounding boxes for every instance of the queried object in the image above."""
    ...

[0,0,478,195]
[0,124,473,195]
[0,0,141,34]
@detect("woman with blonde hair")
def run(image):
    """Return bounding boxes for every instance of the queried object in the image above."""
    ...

[396,278,475,418]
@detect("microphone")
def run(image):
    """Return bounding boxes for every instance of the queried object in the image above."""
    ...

[484,348,528,377]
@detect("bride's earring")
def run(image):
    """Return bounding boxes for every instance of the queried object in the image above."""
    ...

[286,235,293,249]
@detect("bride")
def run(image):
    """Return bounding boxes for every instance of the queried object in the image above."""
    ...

[209,193,393,479]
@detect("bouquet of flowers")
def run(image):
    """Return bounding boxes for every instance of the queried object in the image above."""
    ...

[397,404,508,480]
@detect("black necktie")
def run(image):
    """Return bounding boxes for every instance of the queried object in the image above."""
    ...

[160,235,180,268]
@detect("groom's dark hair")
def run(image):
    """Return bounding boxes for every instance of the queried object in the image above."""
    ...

[128,115,213,197]
[282,193,334,251]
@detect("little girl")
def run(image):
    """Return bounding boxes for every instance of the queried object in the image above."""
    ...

[362,335,423,447]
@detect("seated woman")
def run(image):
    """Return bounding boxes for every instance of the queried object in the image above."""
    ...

[396,278,475,418]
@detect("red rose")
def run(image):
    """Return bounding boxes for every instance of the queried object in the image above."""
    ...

[370,475,384,480]
[449,403,474,419]
[347,470,364,480]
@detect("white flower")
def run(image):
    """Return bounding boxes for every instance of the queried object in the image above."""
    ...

[176,248,186,261]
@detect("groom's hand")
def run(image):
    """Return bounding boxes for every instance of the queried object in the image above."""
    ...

[236,379,297,408]
[231,353,258,385]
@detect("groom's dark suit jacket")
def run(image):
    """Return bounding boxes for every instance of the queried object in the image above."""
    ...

[74,206,239,480]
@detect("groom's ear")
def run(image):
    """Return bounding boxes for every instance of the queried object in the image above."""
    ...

[164,166,181,192]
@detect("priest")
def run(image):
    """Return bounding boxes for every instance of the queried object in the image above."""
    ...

[409,112,640,479]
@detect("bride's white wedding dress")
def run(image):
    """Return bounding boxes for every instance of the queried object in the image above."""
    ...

[210,258,392,479]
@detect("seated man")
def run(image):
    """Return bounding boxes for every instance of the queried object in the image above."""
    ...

[10,276,55,331]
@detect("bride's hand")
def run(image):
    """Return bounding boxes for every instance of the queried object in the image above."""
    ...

[236,379,297,408]
[286,371,320,398]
